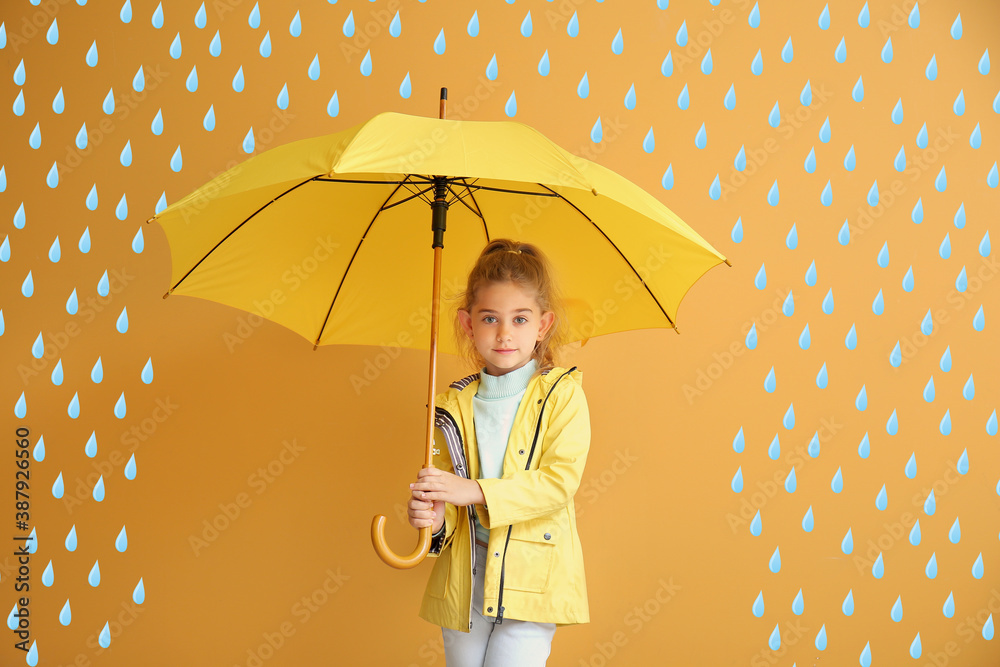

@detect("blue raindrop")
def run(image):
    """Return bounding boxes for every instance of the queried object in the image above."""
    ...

[709,175,721,200]
[677,83,688,109]
[819,117,831,142]
[732,467,744,493]
[785,467,796,492]
[910,520,922,545]
[970,124,981,149]
[944,593,955,617]
[842,528,853,553]
[567,12,579,37]
[91,357,103,383]
[835,37,846,63]
[843,144,855,170]
[242,127,255,153]
[116,526,127,552]
[12,91,25,116]
[260,31,271,57]
[786,224,798,249]
[732,427,745,453]
[98,270,110,296]
[858,432,869,458]
[675,20,687,46]
[832,467,844,493]
[248,4,259,29]
[695,123,706,149]
[821,181,833,206]
[852,76,864,102]
[120,141,132,167]
[754,264,766,290]
[65,525,77,551]
[194,2,206,28]
[822,288,834,314]
[93,475,106,501]
[59,600,71,626]
[912,198,924,223]
[390,11,401,37]
[133,578,145,604]
[85,432,97,458]
[752,591,764,615]
[768,435,780,460]
[88,561,101,586]
[132,228,144,254]
[504,91,517,117]
[85,184,98,210]
[116,307,129,333]
[724,84,735,110]
[120,0,132,23]
[642,128,654,153]
[905,453,918,478]
[209,30,221,56]
[941,346,952,372]
[868,180,879,206]
[277,83,289,109]
[891,98,903,124]
[816,362,827,388]
[203,105,216,131]
[843,590,855,616]
[925,489,937,515]
[935,167,947,192]
[972,553,984,579]
[768,101,781,127]
[954,89,965,115]
[624,83,636,110]
[327,92,340,118]
[734,145,746,170]
[342,10,354,36]
[764,367,775,393]
[989,163,999,188]
[53,88,64,113]
[537,51,549,76]
[662,164,674,190]
[872,552,884,578]
[981,231,992,257]
[289,10,301,37]
[125,454,137,480]
[903,267,915,292]
[949,519,961,543]
[151,110,163,135]
[661,52,673,77]
[115,194,128,220]
[745,322,756,349]
[892,596,904,621]
[169,32,181,58]
[67,287,79,312]
[856,385,867,410]
[769,546,781,573]
[611,27,622,54]
[800,80,812,106]
[802,506,814,531]
[818,4,830,29]
[781,37,793,63]
[170,146,183,172]
[951,14,962,39]
[926,554,937,579]
[767,180,779,206]
[894,145,906,171]
[701,49,713,75]
[751,49,762,75]
[917,123,928,148]
[433,29,446,55]
[979,49,990,75]
[783,403,795,429]
[876,484,888,510]
[881,38,893,63]
[152,2,163,28]
[926,54,938,80]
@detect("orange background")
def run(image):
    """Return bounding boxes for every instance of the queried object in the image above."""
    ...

[1,0,999,665]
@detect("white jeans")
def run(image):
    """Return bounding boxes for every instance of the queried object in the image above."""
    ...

[441,542,556,666]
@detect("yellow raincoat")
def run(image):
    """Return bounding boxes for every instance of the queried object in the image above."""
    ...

[418,365,591,632]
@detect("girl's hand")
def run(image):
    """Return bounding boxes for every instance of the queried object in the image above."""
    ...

[406,492,444,532]
[411,467,485,507]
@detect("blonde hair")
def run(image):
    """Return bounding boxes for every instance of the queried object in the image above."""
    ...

[452,239,567,375]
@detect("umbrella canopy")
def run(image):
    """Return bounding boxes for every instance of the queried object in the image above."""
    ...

[151,111,730,354]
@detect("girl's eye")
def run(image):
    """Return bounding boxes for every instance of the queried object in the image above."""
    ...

[515,317,528,324]
[483,316,497,324]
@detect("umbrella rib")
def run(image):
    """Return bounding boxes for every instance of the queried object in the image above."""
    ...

[535,183,677,329]
[464,184,561,197]
[170,176,320,293]
[313,181,408,348]
[445,181,485,221]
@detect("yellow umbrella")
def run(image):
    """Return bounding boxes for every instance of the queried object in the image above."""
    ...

[149,89,731,569]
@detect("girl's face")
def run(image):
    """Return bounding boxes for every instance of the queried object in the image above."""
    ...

[459,281,554,377]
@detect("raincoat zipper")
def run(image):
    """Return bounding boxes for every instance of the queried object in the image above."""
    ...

[495,366,577,624]
[434,407,478,630]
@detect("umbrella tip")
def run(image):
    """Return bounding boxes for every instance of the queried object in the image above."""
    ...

[162,291,170,300]
[724,258,733,267]
[145,216,155,224]
[674,326,681,335]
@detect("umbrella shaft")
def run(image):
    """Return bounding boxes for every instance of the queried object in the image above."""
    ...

[424,245,444,467]
[431,177,448,249]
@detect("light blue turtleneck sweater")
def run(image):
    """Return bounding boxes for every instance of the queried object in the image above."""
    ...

[471,358,538,545]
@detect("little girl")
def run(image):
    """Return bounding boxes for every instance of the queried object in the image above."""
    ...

[408,239,591,666]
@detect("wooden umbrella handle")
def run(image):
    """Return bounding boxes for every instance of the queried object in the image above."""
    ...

[371,244,445,568]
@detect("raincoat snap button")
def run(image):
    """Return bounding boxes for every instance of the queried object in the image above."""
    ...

[544,532,551,540]
[518,449,525,455]
[494,551,500,557]
[487,606,493,613]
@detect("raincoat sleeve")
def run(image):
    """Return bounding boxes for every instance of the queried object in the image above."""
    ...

[475,376,590,529]
[427,421,460,557]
